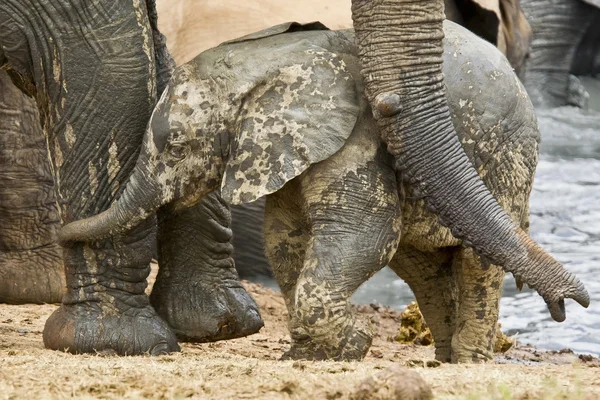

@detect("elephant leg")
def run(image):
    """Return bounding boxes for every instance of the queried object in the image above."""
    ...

[150,191,263,342]
[389,245,457,363]
[282,157,401,361]
[264,181,309,315]
[0,70,64,304]
[39,1,179,355]
[521,0,595,107]
[43,218,179,355]
[451,248,505,363]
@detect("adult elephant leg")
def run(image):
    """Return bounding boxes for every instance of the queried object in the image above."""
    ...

[264,181,309,315]
[0,70,64,304]
[520,0,595,107]
[150,192,263,342]
[0,1,183,355]
[389,246,457,362]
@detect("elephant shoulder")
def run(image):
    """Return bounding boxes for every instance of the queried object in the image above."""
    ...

[207,26,361,205]
[442,20,534,120]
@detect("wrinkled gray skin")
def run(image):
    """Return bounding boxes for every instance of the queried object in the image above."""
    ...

[0,0,263,355]
[231,201,272,279]
[520,0,600,108]
[0,70,64,304]
[60,22,589,362]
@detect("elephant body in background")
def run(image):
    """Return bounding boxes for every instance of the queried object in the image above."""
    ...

[0,70,64,304]
[520,0,600,108]
[60,22,588,362]
[156,0,531,67]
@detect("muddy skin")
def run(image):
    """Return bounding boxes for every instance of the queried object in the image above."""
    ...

[151,191,263,342]
[258,32,402,361]
[0,70,64,304]
[392,31,539,362]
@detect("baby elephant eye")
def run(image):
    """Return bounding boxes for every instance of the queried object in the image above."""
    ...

[168,142,189,161]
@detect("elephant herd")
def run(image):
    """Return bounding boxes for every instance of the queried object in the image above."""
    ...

[0,0,596,363]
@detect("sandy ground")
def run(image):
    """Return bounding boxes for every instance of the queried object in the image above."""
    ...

[1,266,599,400]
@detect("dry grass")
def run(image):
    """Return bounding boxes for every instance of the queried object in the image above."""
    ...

[1,281,598,399]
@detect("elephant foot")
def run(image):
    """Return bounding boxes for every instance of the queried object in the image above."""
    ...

[281,323,372,361]
[150,278,263,342]
[43,302,180,355]
[0,247,65,304]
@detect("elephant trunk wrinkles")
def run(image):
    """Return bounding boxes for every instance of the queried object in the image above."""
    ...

[58,159,162,247]
[351,0,588,319]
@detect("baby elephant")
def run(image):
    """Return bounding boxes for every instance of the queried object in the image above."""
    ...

[61,21,589,362]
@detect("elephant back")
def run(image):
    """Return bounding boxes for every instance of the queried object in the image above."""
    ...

[189,23,361,205]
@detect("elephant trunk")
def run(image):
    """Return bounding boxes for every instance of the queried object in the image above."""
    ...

[58,158,163,247]
[351,0,588,319]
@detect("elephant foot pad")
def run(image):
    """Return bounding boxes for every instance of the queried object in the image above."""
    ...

[150,281,264,343]
[43,303,180,355]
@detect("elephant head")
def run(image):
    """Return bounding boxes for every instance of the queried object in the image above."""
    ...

[60,22,589,322]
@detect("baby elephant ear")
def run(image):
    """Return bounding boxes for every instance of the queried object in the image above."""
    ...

[221,47,360,204]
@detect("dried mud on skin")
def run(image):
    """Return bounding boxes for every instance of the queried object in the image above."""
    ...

[1,269,599,399]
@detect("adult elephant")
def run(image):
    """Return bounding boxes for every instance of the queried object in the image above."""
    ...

[59,22,589,362]
[520,0,600,108]
[156,0,531,68]
[0,0,264,355]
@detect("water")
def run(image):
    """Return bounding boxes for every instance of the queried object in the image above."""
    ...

[352,81,600,357]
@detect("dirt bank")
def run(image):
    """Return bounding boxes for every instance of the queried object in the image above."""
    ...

[1,272,598,399]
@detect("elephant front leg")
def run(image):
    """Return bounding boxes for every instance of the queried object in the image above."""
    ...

[44,218,179,355]
[389,246,457,363]
[150,191,263,342]
[283,163,401,361]
[451,247,505,363]
[0,70,64,304]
